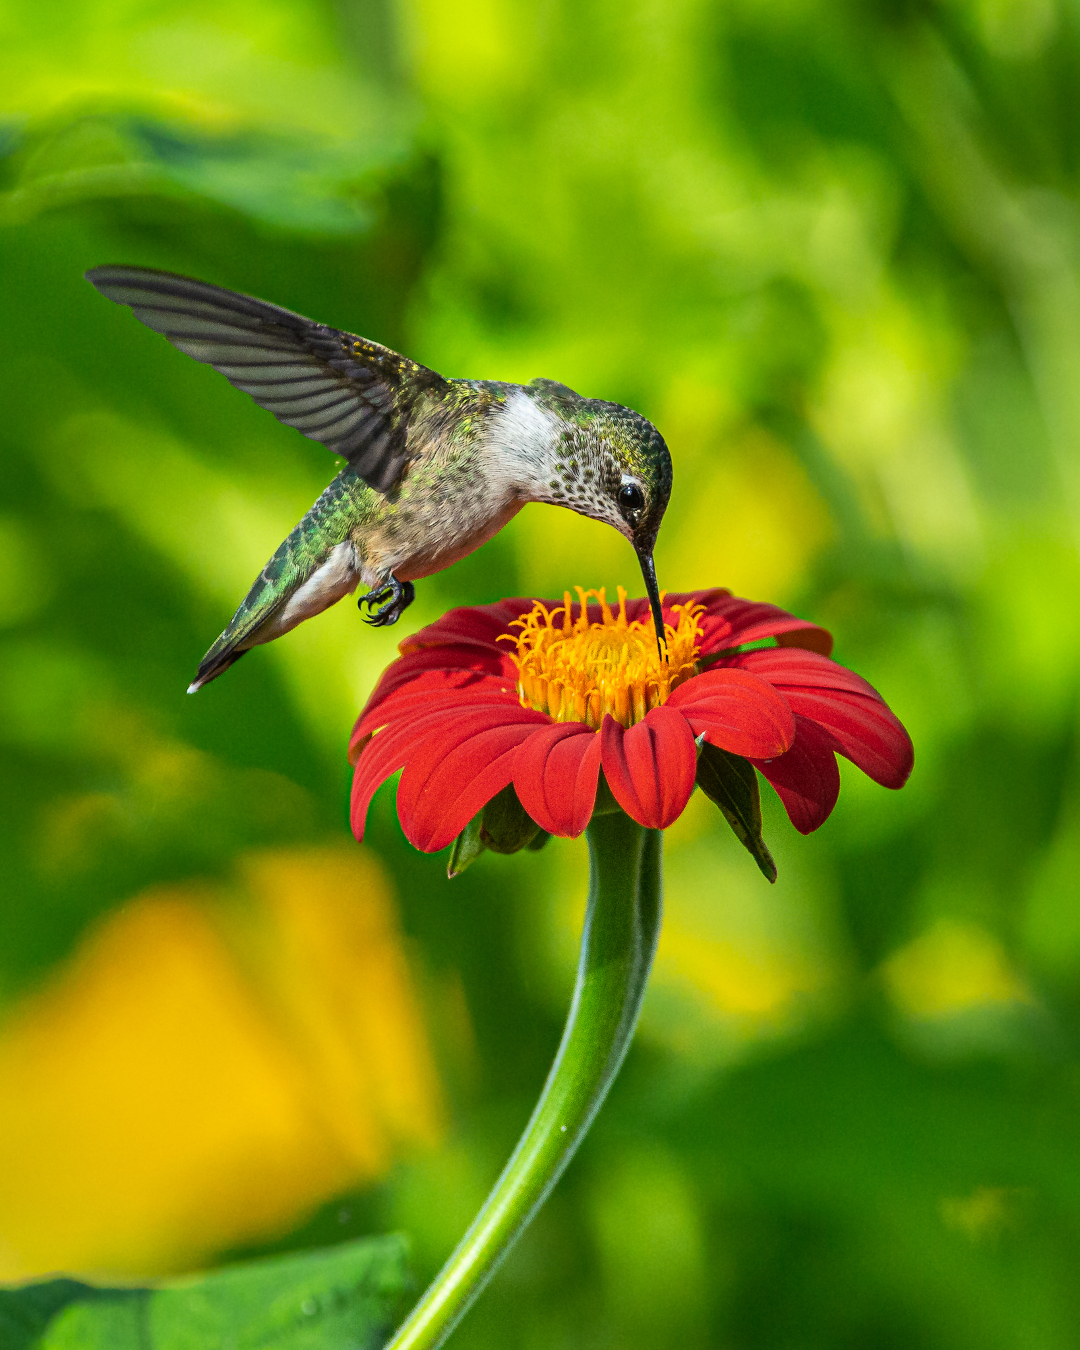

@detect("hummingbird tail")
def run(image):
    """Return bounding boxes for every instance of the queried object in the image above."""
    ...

[186,564,301,693]
[186,488,363,692]
[185,538,298,694]
[187,643,251,693]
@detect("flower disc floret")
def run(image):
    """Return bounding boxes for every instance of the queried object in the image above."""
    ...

[507,587,701,729]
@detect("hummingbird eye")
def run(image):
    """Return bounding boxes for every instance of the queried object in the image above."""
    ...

[618,481,646,523]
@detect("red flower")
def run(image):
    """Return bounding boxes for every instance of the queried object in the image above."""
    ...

[349,588,913,854]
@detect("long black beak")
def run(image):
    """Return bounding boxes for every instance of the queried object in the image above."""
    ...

[636,548,666,662]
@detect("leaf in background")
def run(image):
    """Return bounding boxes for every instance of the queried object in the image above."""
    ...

[0,1234,410,1350]
[695,740,777,883]
[0,115,413,235]
[134,122,400,235]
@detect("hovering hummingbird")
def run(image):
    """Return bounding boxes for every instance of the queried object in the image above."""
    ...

[86,266,673,692]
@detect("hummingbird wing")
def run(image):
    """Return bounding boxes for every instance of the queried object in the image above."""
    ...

[85,265,449,494]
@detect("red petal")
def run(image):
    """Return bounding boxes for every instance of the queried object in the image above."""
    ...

[351,703,464,840]
[665,587,734,612]
[513,722,602,837]
[620,589,731,628]
[396,709,550,852]
[613,590,830,655]
[667,669,795,758]
[780,688,914,788]
[775,627,834,655]
[751,715,841,834]
[350,694,534,838]
[357,645,517,729]
[730,647,886,701]
[351,672,516,758]
[398,598,547,657]
[696,594,833,657]
[600,707,697,829]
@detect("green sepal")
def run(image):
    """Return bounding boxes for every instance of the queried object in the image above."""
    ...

[695,739,778,883]
[590,769,622,817]
[479,783,541,854]
[448,785,542,877]
[448,814,486,877]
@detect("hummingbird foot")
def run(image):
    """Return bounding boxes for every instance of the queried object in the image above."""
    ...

[358,575,416,627]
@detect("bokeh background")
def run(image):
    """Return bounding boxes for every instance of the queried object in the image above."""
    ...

[3,0,1080,1345]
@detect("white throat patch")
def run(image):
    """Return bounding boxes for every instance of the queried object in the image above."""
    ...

[485,389,561,496]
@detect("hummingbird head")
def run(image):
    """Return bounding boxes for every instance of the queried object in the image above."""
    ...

[525,380,673,649]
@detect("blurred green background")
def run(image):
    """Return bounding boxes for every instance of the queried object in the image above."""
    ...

[3,0,1080,1345]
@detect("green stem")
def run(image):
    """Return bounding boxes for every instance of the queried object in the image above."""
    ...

[384,811,663,1350]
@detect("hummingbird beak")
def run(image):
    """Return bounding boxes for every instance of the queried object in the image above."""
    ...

[636,548,667,662]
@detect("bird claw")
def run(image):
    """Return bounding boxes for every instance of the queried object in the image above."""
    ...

[358,577,415,627]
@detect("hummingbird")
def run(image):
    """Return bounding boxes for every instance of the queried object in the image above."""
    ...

[85,266,673,692]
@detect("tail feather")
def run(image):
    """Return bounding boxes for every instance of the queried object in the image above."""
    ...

[187,575,289,692]
[186,515,309,693]
[185,471,366,692]
[187,645,250,694]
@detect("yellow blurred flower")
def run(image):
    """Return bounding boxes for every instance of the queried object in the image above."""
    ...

[0,847,444,1282]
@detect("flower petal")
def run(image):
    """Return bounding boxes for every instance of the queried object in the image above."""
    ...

[730,647,886,701]
[352,707,452,841]
[398,598,547,657]
[621,590,829,653]
[696,594,833,657]
[780,688,914,788]
[666,669,795,758]
[396,708,550,852]
[357,646,517,732]
[513,722,602,838]
[751,715,841,834]
[350,693,532,837]
[600,707,697,829]
[723,647,913,788]
[351,671,516,758]
[621,589,730,627]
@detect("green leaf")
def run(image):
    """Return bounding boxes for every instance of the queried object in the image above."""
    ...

[695,740,778,883]
[0,1234,410,1350]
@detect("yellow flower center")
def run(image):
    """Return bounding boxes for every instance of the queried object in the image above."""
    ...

[505,587,703,729]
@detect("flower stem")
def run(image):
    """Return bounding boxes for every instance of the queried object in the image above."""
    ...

[384,812,663,1350]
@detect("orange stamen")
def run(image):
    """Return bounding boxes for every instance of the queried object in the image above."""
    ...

[502,587,703,730]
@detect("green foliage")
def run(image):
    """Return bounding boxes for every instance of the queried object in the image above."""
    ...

[0,1236,409,1350]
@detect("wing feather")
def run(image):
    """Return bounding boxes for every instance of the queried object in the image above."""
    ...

[86,265,449,494]
[259,390,355,413]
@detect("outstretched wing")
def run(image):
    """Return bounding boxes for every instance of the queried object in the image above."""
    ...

[85,265,449,494]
